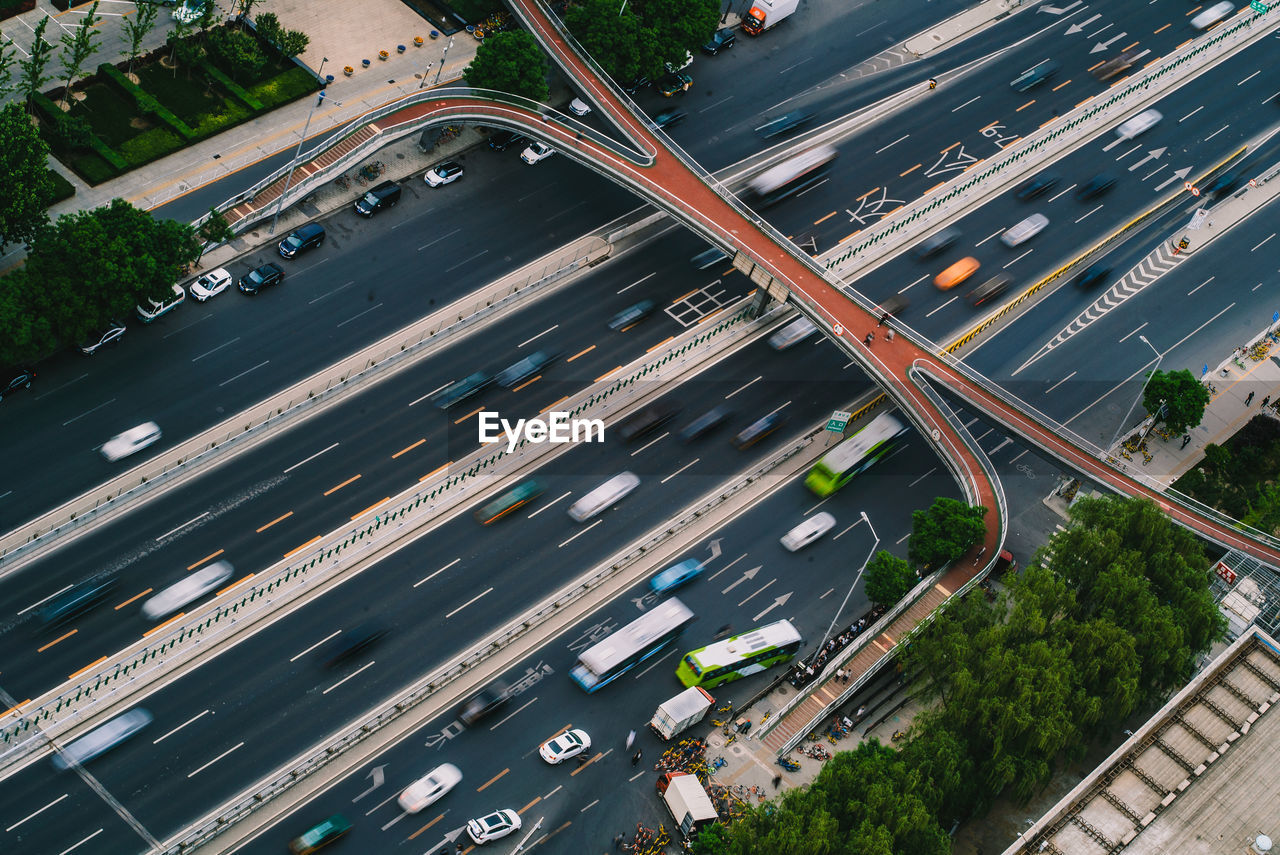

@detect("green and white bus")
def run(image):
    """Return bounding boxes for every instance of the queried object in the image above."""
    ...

[675,620,803,689]
[804,412,908,497]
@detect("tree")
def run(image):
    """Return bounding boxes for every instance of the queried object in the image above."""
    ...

[254,12,282,46]
[195,207,233,261]
[1143,368,1210,435]
[166,19,206,78]
[0,268,59,366]
[19,17,55,109]
[566,0,644,82]
[277,29,309,59]
[907,498,987,570]
[636,0,719,72]
[0,103,55,249]
[59,1,103,109]
[0,38,18,100]
[567,0,719,82]
[864,550,917,607]
[205,27,267,81]
[234,0,260,21]
[123,1,161,78]
[464,30,550,103]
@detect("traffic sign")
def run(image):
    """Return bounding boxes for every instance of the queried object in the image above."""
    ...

[1184,181,1200,197]
[832,323,844,336]
[826,410,851,433]
[1250,1,1269,14]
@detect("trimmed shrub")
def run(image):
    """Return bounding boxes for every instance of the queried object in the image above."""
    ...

[246,66,318,109]
[43,168,75,205]
[199,59,265,110]
[98,63,198,141]
[115,126,185,165]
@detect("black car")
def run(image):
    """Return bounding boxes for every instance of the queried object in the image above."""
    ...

[756,110,813,140]
[1076,174,1116,200]
[354,181,402,217]
[608,299,657,330]
[1015,175,1059,201]
[1207,172,1239,198]
[496,350,561,388]
[320,623,388,668]
[680,405,733,441]
[487,129,526,151]
[458,682,510,726]
[968,275,1011,307]
[617,401,682,442]
[1,367,35,402]
[911,227,960,260]
[430,371,494,409]
[702,28,736,55]
[732,412,789,450]
[38,576,118,629]
[652,109,686,130]
[277,222,325,258]
[239,262,285,295]
[622,74,650,96]
[1074,263,1112,289]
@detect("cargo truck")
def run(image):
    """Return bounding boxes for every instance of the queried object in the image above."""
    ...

[742,0,799,35]
[648,686,715,740]
[656,772,718,839]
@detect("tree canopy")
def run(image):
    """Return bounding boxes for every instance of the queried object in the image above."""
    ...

[907,497,987,570]
[864,550,916,607]
[464,30,550,103]
[1143,368,1210,435]
[0,103,55,249]
[567,0,719,83]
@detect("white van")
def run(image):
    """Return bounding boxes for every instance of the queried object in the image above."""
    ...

[568,472,640,522]
[1191,1,1232,30]
[1115,109,1162,140]
[780,512,836,552]
[135,283,186,323]
[768,317,817,351]
[1000,213,1049,248]
[141,560,234,621]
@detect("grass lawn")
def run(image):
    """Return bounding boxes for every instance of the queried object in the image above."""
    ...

[74,82,148,148]
[135,64,223,124]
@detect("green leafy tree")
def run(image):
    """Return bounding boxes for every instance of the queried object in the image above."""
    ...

[59,1,103,108]
[0,268,59,365]
[0,38,18,99]
[123,1,160,78]
[254,12,282,46]
[205,27,267,80]
[166,19,206,78]
[19,17,56,109]
[907,497,987,570]
[864,550,917,607]
[1143,368,1210,435]
[566,0,645,82]
[464,30,550,103]
[194,0,220,33]
[234,0,260,21]
[195,207,233,260]
[0,103,55,249]
[636,0,719,72]
[277,29,309,59]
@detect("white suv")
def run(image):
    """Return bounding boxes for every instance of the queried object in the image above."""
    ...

[520,141,556,164]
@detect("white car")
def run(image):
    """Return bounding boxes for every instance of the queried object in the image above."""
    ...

[140,560,235,621]
[768,316,817,351]
[172,0,207,24]
[539,729,591,764]
[189,268,232,302]
[520,141,556,164]
[424,161,464,187]
[780,512,836,552]
[1000,213,1049,248]
[568,97,591,117]
[1115,109,1162,141]
[467,809,521,844]
[398,763,462,813]
[101,422,162,462]
[1191,1,1232,30]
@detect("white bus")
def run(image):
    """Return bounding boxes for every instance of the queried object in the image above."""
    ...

[570,598,696,693]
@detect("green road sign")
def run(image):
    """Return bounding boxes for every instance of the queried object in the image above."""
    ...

[826,410,851,433]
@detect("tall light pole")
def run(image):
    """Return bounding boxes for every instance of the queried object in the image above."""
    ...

[418,61,434,89]
[1108,334,1163,454]
[434,38,453,85]
[269,73,336,235]
[816,512,879,664]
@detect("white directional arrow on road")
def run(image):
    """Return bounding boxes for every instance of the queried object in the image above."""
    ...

[1038,0,1083,14]
[352,764,387,802]
[1155,166,1193,191]
[1127,147,1167,172]
[754,592,793,622]
[706,538,723,563]
[1066,13,1101,34]
[1091,32,1129,53]
[722,566,761,594]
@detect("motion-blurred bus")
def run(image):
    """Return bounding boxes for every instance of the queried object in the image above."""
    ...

[804,412,908,496]
[747,145,838,207]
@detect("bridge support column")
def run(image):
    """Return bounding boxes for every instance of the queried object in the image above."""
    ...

[747,288,773,319]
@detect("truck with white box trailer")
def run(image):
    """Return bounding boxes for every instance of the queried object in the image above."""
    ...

[648,686,715,740]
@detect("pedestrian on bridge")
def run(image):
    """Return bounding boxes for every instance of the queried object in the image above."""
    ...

[886,328,895,342]
[878,312,890,327]
[864,331,875,346]
[1181,434,1192,450]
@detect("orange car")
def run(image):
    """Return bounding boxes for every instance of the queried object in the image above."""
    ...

[935,257,980,290]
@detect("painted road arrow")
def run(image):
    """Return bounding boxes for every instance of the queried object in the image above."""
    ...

[1066,13,1100,34]
[1155,166,1193,191]
[1128,147,1167,171]
[1038,0,1083,13]
[722,565,761,594]
[351,764,387,802]
[706,538,723,563]
[1091,32,1129,53]
[754,592,793,622]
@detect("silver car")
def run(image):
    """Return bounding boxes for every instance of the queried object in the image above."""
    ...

[1115,109,1162,140]
[1000,213,1049,248]
[141,560,235,621]
[101,422,162,462]
[51,708,153,771]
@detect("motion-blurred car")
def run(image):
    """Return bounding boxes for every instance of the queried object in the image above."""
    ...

[1207,171,1240,198]
[756,110,813,140]
[934,256,980,290]
[1115,109,1161,140]
[1093,51,1136,81]
[1076,174,1116,200]
[968,275,1011,307]
[650,559,704,594]
[1073,263,1112,289]
[691,246,730,269]
[424,161,464,186]
[141,560,234,621]
[1001,213,1049,248]
[732,412,788,449]
[617,401,682,442]
[702,28,736,55]
[1009,60,1059,93]
[320,623,387,668]
[680,406,733,441]
[912,227,960,260]
[474,479,545,525]
[652,108,687,130]
[189,267,232,301]
[539,728,591,764]
[608,299,657,330]
[399,764,463,813]
[768,316,817,350]
[1191,1,1233,30]
[496,350,561,388]
[467,809,521,844]
[1015,174,1059,201]
[430,371,493,409]
[458,682,510,726]
[520,141,556,164]
[780,512,836,552]
[657,71,693,97]
[101,421,161,462]
[51,708,153,771]
[288,814,351,855]
[38,576,117,628]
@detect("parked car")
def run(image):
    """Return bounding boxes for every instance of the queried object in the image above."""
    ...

[622,74,650,95]
[431,371,494,409]
[467,809,521,844]
[1,367,35,402]
[768,316,817,351]
[51,708,153,771]
[652,109,687,130]
[756,110,814,140]
[680,406,733,441]
[732,411,788,449]
[135,283,186,323]
[458,682,510,726]
[540,728,591,764]
[1073,263,1112,289]
[702,28,736,55]
[487,129,526,151]
[1009,60,1059,93]
[140,560,234,621]
[912,227,960,260]
[650,559,703,594]
[496,350,560,388]
[278,222,326,259]
[354,180,402,216]
[1001,213,1049,248]
[288,814,352,855]
[608,299,657,330]
[319,623,388,668]
[172,0,206,24]
[568,97,591,116]
[399,764,463,814]
[780,512,836,552]
[79,323,126,355]
[189,268,232,301]
[617,401,682,442]
[1015,174,1059,201]
[424,161,464,187]
[1115,109,1162,140]
[520,141,556,164]
[657,71,693,97]
[239,262,284,295]
[101,421,162,462]
[1076,174,1116,200]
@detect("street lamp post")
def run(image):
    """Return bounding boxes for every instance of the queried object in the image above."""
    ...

[1108,334,1163,455]
[815,512,879,666]
[418,61,434,89]
[269,65,332,236]
[434,38,453,85]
